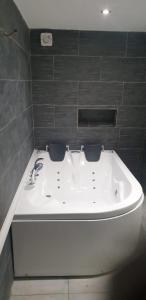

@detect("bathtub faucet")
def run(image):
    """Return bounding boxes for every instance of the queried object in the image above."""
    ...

[29,158,44,185]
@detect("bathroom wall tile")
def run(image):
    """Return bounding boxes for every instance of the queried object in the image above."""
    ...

[54,56,100,81]
[0,108,33,199]
[0,80,32,130]
[19,133,34,171]
[31,56,53,80]
[116,149,144,180]
[31,30,146,187]
[119,128,145,148]
[11,280,68,295]
[127,32,146,57]
[33,105,55,127]
[32,81,78,105]
[19,51,31,80]
[0,0,30,53]
[117,149,144,167]
[0,233,12,286]
[123,83,146,105]
[79,31,126,56]
[0,133,33,228]
[101,57,146,82]
[117,106,146,127]
[0,36,31,80]
[69,274,114,293]
[34,128,77,149]
[34,127,119,149]
[0,150,21,224]
[76,128,119,149]
[0,0,32,296]
[0,252,13,300]
[31,29,79,55]
[55,106,77,128]
[79,82,123,105]
[11,295,68,300]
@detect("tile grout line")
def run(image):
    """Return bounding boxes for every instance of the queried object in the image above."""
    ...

[30,79,146,83]
[31,54,146,59]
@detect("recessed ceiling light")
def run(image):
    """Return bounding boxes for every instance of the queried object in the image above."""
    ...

[101,9,111,15]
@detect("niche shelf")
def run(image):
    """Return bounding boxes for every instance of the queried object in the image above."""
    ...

[78,109,117,127]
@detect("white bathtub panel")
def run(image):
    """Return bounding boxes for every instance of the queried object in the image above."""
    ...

[12,203,142,277]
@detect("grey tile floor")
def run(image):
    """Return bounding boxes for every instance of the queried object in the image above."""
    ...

[10,276,117,300]
[10,197,146,300]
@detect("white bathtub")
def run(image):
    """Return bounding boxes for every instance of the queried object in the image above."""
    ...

[12,149,144,277]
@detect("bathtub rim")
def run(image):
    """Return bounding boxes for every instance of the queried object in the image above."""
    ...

[14,193,144,221]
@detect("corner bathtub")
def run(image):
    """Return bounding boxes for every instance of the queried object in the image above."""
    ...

[12,149,144,277]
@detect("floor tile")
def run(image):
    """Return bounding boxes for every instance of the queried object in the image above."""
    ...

[69,274,114,293]
[69,293,112,300]
[10,295,68,300]
[11,280,68,295]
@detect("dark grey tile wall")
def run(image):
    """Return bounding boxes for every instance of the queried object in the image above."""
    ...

[0,232,13,300]
[0,0,33,297]
[31,29,146,183]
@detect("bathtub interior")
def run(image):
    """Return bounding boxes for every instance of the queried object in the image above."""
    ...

[36,150,131,205]
[13,148,143,219]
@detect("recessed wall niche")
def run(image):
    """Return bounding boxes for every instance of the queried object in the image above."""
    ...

[78,109,117,127]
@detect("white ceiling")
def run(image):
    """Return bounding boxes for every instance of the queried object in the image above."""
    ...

[14,0,146,31]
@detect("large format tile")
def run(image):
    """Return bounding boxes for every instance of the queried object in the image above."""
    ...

[0,0,32,298]
[0,36,31,80]
[101,57,146,82]
[123,83,146,105]
[79,31,126,56]
[54,56,100,81]
[55,106,77,128]
[127,32,146,57]
[0,107,33,177]
[119,128,145,148]
[32,81,78,105]
[69,293,114,300]
[0,80,32,130]
[34,127,77,149]
[79,82,123,105]
[11,295,68,300]
[69,275,114,294]
[0,252,13,300]
[18,133,33,172]
[31,56,53,80]
[31,29,79,55]
[117,149,143,180]
[117,106,146,127]
[76,128,119,150]
[34,104,78,131]
[0,133,33,227]
[33,105,55,128]
[11,280,68,295]
[0,233,12,289]
[0,0,30,53]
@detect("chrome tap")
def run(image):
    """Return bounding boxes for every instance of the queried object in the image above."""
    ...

[29,158,44,185]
